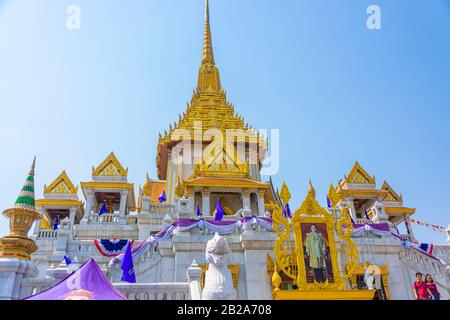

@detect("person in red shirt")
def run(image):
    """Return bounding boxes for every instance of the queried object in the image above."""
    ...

[425,274,442,300]
[412,272,429,300]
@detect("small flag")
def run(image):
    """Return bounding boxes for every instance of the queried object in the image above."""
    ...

[363,205,370,220]
[158,191,167,203]
[53,215,60,230]
[418,243,434,255]
[326,196,332,208]
[285,203,292,218]
[196,204,201,216]
[98,202,107,216]
[121,242,136,283]
[214,199,225,221]
[64,255,72,265]
[282,206,287,218]
[348,211,355,225]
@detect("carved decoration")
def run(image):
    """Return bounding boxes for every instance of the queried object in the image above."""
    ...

[345,162,375,185]
[92,152,128,177]
[44,171,78,194]
[279,182,291,204]
[381,181,403,204]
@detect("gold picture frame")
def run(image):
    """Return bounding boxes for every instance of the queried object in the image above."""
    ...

[291,187,345,291]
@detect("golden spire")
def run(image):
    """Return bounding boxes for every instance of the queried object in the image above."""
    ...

[202,0,214,64]
[197,0,222,93]
[308,179,316,199]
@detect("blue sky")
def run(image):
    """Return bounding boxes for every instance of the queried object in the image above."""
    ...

[0,0,449,244]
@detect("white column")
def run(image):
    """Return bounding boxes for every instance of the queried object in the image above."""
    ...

[69,207,77,227]
[446,224,450,244]
[404,217,415,241]
[119,191,128,224]
[33,206,44,234]
[348,198,357,221]
[0,259,38,300]
[186,260,203,300]
[119,191,127,216]
[202,188,210,216]
[187,187,195,216]
[257,190,265,216]
[82,189,94,223]
[242,189,250,210]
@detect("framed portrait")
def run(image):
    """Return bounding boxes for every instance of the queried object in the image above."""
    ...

[292,215,344,291]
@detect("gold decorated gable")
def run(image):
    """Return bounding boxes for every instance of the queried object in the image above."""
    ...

[194,139,251,179]
[44,171,78,194]
[345,161,376,185]
[92,152,128,177]
[381,181,403,204]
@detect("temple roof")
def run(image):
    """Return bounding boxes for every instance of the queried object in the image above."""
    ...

[183,177,269,189]
[156,0,266,179]
[381,181,403,204]
[142,174,166,204]
[92,152,128,178]
[44,170,78,195]
[343,161,376,186]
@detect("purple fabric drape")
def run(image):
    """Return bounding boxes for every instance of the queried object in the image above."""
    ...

[25,259,126,300]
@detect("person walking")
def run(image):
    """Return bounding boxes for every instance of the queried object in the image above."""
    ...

[412,272,429,300]
[425,274,442,300]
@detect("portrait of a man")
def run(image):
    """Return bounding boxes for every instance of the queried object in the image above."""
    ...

[301,223,334,284]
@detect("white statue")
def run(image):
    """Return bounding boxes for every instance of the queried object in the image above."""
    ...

[202,233,237,300]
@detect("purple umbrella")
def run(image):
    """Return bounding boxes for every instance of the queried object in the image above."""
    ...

[25,258,126,300]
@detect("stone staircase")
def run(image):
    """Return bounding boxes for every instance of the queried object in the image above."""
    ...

[399,245,450,299]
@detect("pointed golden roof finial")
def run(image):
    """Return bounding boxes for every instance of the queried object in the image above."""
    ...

[308,179,316,199]
[202,0,215,65]
[197,0,221,92]
[280,182,291,204]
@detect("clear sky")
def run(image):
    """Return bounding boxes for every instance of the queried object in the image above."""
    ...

[0,0,449,244]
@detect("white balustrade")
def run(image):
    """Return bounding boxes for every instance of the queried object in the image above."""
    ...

[114,283,190,300]
[37,230,58,239]
[148,204,175,215]
[355,218,371,225]
[88,213,137,225]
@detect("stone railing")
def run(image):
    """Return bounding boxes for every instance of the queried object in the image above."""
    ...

[400,246,450,297]
[397,233,414,242]
[114,283,190,300]
[89,213,121,224]
[355,218,371,225]
[36,229,58,239]
[433,245,450,262]
[148,204,175,215]
[87,214,138,225]
[19,277,53,299]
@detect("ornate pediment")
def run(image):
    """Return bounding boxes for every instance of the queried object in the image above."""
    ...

[44,171,78,194]
[92,152,128,177]
[194,140,250,178]
[345,162,375,185]
[381,181,403,204]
